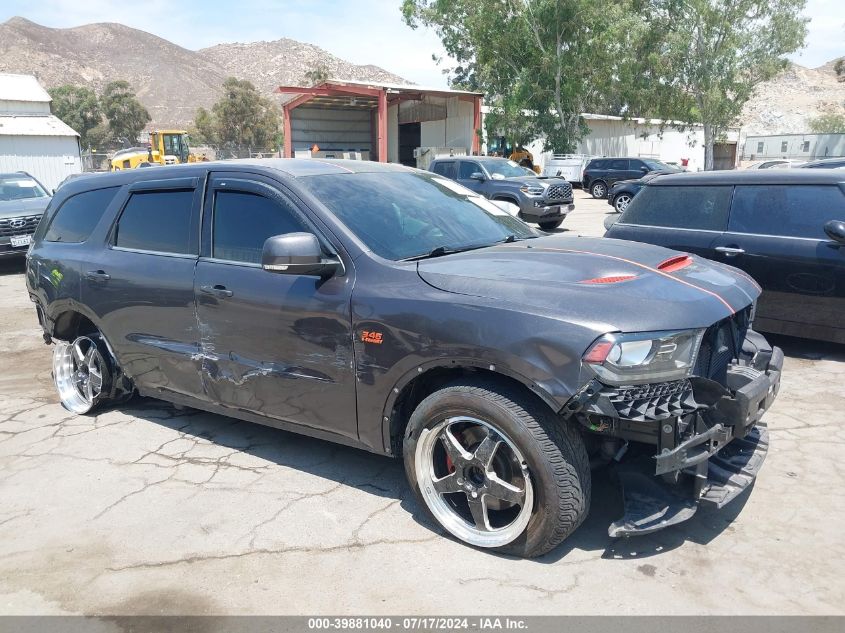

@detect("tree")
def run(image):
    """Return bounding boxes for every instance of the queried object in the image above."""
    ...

[188,107,217,146]
[304,65,330,86]
[403,0,643,153]
[636,0,808,169]
[211,77,281,153]
[85,123,113,150]
[808,112,845,133]
[835,59,844,83]
[48,85,102,148]
[101,80,151,145]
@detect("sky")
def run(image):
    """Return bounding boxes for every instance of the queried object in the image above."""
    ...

[0,0,842,87]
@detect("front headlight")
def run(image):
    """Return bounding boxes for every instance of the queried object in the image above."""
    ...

[583,329,704,384]
[520,184,546,196]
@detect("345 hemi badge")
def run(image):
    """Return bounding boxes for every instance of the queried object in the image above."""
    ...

[361,330,383,344]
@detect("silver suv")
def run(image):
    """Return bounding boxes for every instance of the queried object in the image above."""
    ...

[0,171,51,258]
[430,157,574,230]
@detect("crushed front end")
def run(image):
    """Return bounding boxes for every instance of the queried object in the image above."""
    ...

[564,305,782,537]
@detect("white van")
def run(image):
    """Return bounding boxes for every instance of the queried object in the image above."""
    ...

[542,154,595,184]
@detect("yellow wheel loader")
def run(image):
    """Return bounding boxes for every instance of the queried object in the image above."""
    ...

[110,130,199,170]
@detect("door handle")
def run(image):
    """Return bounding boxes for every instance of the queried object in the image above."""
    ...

[84,270,110,281]
[200,284,233,298]
[715,246,745,257]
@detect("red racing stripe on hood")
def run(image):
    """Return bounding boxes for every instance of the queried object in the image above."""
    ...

[529,246,736,316]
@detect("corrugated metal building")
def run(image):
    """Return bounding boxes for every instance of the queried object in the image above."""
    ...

[0,73,81,190]
[742,133,845,162]
[276,79,482,168]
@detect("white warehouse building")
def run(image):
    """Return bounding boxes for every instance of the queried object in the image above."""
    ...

[504,113,741,174]
[0,73,82,191]
[742,133,845,162]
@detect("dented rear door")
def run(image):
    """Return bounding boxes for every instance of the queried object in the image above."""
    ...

[194,173,358,438]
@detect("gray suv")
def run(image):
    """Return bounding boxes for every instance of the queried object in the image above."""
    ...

[0,171,51,258]
[27,159,780,557]
[430,157,574,230]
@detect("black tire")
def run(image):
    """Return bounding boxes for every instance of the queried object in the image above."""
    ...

[403,378,591,558]
[590,180,607,199]
[538,219,563,230]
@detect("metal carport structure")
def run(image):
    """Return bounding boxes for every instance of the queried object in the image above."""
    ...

[275,79,482,164]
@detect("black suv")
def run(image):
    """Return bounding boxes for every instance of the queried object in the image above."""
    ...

[800,157,845,169]
[605,170,845,344]
[583,157,681,199]
[27,159,781,557]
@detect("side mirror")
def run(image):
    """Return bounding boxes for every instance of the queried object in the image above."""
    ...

[470,172,486,181]
[261,232,339,277]
[824,220,845,245]
[640,166,649,173]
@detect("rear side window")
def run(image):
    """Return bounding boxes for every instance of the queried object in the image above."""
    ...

[729,185,845,239]
[609,159,629,170]
[212,190,307,264]
[621,185,732,231]
[589,159,607,170]
[114,190,195,254]
[432,161,457,179]
[44,187,120,243]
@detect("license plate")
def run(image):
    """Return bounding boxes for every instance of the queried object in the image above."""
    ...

[10,235,31,248]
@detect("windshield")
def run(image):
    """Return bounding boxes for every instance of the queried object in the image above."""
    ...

[0,175,48,201]
[301,171,538,261]
[479,159,532,179]
[642,159,679,172]
[162,134,189,163]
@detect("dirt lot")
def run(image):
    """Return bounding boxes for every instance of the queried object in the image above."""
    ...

[0,189,843,615]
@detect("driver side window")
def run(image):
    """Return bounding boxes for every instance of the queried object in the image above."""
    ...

[458,161,481,180]
[212,190,309,264]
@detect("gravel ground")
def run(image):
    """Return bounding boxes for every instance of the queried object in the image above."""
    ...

[0,189,842,615]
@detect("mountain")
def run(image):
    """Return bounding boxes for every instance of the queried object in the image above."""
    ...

[0,16,406,128]
[739,58,845,136]
[199,40,406,98]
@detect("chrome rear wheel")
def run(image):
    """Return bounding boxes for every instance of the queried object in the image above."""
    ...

[53,335,109,414]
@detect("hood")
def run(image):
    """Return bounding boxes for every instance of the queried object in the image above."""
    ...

[500,175,567,185]
[613,172,675,188]
[0,197,50,219]
[417,235,760,333]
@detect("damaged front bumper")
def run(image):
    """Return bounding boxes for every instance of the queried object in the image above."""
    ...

[565,330,783,538]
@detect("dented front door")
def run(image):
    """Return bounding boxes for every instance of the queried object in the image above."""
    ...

[194,173,358,439]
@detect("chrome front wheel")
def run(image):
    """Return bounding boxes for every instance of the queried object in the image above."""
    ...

[53,335,109,414]
[415,416,534,548]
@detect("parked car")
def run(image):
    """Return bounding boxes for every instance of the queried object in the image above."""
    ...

[429,156,574,230]
[745,159,805,169]
[583,157,682,199]
[605,170,845,344]
[799,157,845,169]
[0,171,51,258]
[606,172,668,213]
[28,159,780,557]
